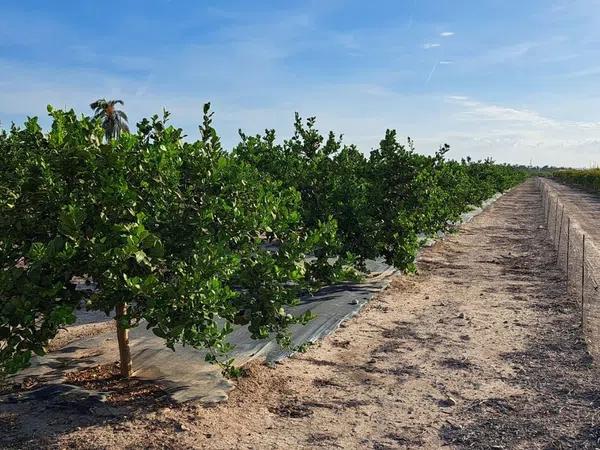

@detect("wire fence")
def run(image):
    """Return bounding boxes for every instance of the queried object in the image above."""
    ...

[538,178,600,357]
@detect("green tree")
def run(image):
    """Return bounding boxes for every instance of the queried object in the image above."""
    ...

[0,105,329,379]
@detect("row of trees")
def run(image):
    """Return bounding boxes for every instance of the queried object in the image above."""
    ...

[234,118,524,271]
[553,168,600,191]
[0,102,527,379]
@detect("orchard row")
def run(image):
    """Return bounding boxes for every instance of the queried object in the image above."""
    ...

[0,104,527,377]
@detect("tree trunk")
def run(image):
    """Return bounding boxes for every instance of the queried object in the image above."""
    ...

[115,303,132,377]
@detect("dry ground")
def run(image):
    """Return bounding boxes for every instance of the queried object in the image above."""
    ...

[544,178,600,245]
[2,179,599,449]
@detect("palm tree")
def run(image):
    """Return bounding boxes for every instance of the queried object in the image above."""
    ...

[90,99,130,141]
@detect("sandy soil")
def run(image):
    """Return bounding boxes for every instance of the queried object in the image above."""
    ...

[543,178,600,245]
[2,179,599,449]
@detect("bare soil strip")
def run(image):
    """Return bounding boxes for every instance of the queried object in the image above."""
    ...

[3,179,599,449]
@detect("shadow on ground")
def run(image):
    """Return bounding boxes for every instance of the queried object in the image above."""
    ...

[439,187,600,449]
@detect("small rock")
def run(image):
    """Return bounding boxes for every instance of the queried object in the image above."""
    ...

[175,422,189,432]
[457,312,465,319]
[439,396,457,407]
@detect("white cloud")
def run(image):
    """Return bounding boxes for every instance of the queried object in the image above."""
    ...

[442,95,600,166]
[1,3,600,168]
[2,53,598,167]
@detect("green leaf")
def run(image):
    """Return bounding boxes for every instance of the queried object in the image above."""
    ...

[135,250,147,264]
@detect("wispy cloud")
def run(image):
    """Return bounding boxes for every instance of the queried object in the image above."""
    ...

[446,95,559,125]
[447,95,600,131]
[473,35,569,67]
[564,66,600,78]
[479,41,539,64]
[1,1,600,167]
[442,95,600,166]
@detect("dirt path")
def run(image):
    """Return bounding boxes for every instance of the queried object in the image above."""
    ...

[6,179,600,449]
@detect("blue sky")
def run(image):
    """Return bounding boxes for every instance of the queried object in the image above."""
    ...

[1,0,599,166]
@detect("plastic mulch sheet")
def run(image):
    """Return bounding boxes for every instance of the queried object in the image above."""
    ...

[4,194,504,405]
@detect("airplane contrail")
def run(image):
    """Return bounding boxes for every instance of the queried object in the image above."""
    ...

[426,60,453,84]
[406,0,416,31]
[425,62,439,84]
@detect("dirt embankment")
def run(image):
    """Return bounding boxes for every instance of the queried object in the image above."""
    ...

[3,179,599,449]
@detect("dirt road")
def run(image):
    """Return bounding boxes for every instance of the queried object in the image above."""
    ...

[7,179,600,449]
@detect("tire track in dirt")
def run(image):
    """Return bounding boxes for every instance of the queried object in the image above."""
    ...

[10,179,600,449]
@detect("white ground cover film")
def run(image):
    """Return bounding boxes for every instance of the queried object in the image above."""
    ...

[3,191,507,406]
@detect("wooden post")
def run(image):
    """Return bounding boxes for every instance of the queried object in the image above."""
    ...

[582,234,586,328]
[116,303,132,377]
[566,217,570,287]
[556,205,564,263]
[554,197,558,242]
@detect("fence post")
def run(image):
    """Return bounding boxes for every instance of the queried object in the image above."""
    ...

[544,193,548,224]
[582,234,586,328]
[566,216,570,288]
[553,200,559,243]
[557,205,564,263]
